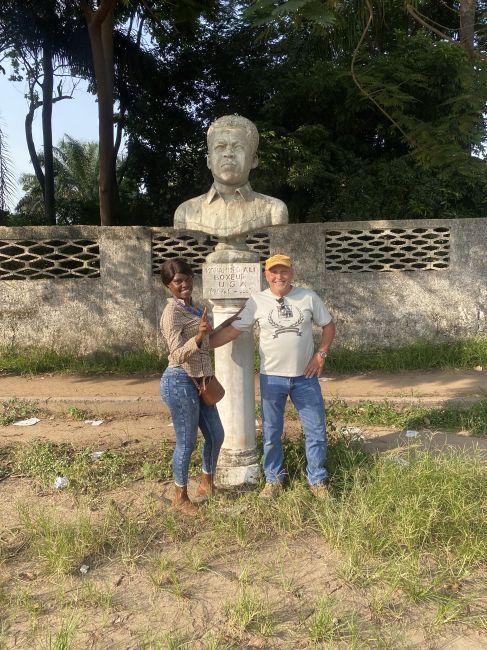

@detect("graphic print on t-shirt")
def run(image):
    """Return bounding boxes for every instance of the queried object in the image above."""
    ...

[267,302,304,338]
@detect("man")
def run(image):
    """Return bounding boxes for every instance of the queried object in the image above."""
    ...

[174,115,288,239]
[210,254,336,498]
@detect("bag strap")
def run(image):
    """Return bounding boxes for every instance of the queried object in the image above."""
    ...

[190,376,206,394]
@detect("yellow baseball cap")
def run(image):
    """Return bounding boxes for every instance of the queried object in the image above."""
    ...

[265,254,293,271]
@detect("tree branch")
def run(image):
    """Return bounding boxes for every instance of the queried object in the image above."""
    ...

[405,3,457,45]
[351,0,411,145]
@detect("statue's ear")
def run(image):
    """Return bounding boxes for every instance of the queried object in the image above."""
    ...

[251,154,258,170]
[206,155,211,170]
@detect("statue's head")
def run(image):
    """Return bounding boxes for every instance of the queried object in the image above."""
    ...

[207,115,259,187]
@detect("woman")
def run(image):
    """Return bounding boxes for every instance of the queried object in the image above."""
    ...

[159,258,224,516]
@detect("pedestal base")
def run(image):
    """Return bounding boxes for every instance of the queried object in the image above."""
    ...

[216,448,260,487]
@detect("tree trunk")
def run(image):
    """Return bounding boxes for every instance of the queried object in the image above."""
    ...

[25,103,45,196]
[82,0,119,226]
[42,41,56,224]
[459,0,476,57]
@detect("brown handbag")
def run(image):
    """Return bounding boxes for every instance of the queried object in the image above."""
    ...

[193,375,225,406]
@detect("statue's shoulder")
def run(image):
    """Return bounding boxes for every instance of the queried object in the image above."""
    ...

[174,193,207,228]
[251,191,288,224]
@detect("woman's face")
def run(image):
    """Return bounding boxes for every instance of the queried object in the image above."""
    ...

[166,272,194,302]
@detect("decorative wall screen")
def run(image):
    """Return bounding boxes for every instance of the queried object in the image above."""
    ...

[325,227,450,272]
[152,232,270,274]
[0,239,100,280]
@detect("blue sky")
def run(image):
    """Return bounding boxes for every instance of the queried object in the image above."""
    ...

[0,63,100,208]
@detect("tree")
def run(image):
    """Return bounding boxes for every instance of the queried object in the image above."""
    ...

[79,0,118,226]
[0,1,87,224]
[0,116,14,217]
[16,136,102,224]
[78,0,219,226]
[238,0,487,221]
[119,0,275,225]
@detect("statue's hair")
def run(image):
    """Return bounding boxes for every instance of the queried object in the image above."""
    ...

[207,115,259,155]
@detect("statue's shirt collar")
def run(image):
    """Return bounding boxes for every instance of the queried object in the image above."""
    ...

[206,182,253,204]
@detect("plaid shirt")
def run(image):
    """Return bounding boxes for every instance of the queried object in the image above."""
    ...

[160,298,213,378]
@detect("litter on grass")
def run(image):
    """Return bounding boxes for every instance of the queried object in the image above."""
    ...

[84,419,104,426]
[53,476,69,490]
[405,430,419,438]
[389,456,410,468]
[79,565,90,574]
[12,417,40,426]
[90,451,105,461]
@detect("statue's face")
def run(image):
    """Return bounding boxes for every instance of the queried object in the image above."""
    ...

[207,127,257,186]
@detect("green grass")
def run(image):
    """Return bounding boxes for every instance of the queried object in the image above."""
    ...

[326,337,487,373]
[10,442,143,492]
[1,439,206,492]
[313,447,487,595]
[0,399,42,426]
[225,589,275,637]
[2,337,487,375]
[328,398,487,436]
[3,432,486,646]
[19,507,103,574]
[66,406,89,421]
[0,347,167,375]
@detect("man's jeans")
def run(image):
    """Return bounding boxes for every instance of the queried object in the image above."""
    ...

[259,374,327,486]
[160,367,224,486]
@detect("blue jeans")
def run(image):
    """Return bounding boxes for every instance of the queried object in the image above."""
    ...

[160,367,225,486]
[260,374,327,486]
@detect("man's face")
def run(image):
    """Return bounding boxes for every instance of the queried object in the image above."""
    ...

[265,265,294,296]
[207,127,257,187]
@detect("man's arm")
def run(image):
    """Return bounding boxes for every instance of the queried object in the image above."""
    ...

[209,325,242,349]
[303,320,336,379]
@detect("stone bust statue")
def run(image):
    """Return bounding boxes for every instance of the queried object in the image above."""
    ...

[174,115,288,245]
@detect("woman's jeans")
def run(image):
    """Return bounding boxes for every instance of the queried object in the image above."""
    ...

[160,366,225,487]
[260,374,328,486]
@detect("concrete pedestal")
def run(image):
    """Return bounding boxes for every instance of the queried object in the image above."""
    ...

[211,300,260,486]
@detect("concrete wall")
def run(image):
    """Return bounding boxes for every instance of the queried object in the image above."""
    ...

[0,219,485,354]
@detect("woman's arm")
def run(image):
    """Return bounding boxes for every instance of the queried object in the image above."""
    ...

[162,308,211,364]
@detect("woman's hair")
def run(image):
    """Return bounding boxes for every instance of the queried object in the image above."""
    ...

[160,258,194,286]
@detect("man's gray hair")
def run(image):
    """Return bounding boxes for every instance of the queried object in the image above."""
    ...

[207,115,259,155]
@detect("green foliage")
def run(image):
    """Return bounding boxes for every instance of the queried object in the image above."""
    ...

[4,0,487,225]
[19,506,102,574]
[0,399,41,426]
[141,440,174,481]
[2,338,486,376]
[0,115,14,212]
[13,136,129,225]
[314,449,487,587]
[327,337,487,373]
[0,347,167,375]
[254,28,487,221]
[329,398,487,437]
[12,442,141,493]
[67,406,89,421]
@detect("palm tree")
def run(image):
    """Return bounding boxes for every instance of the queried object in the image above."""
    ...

[0,116,14,217]
[16,136,102,224]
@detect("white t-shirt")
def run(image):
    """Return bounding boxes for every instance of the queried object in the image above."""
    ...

[233,287,333,377]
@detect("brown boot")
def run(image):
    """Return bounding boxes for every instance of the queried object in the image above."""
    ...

[196,472,217,498]
[172,485,199,516]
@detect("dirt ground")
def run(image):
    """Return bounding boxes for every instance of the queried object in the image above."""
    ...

[2,472,487,649]
[1,371,487,648]
[2,369,487,412]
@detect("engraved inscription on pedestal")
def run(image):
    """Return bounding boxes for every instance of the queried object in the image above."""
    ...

[202,262,261,299]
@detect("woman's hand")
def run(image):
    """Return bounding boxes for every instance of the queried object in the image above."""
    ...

[195,307,212,347]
